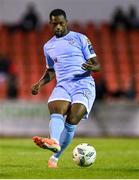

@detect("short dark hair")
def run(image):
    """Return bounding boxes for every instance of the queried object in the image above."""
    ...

[49,9,67,19]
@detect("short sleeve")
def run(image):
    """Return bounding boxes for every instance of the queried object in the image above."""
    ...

[43,46,54,69]
[81,35,96,60]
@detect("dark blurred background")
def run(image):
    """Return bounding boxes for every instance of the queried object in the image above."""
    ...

[0,0,139,137]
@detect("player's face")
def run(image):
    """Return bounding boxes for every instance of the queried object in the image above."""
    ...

[50,15,68,37]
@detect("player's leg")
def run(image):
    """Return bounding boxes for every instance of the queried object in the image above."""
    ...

[48,100,70,143]
[33,85,71,154]
[33,100,70,153]
[52,103,87,160]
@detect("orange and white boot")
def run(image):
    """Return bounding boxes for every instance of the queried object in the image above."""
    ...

[48,156,58,168]
[32,136,61,153]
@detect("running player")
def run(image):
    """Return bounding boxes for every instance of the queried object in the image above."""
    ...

[32,9,100,168]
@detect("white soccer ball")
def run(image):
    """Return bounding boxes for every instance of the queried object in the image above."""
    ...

[72,143,96,167]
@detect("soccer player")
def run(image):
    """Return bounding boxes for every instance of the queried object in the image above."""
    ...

[32,9,100,168]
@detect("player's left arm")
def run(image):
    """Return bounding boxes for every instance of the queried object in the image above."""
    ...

[81,34,100,72]
[81,56,100,72]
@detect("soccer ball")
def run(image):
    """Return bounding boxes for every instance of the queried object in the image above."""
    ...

[72,143,96,167]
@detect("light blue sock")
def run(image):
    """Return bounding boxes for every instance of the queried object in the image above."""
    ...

[54,122,76,159]
[49,113,65,143]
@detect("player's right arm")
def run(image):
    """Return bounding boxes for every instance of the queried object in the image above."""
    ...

[32,48,55,95]
[31,68,55,95]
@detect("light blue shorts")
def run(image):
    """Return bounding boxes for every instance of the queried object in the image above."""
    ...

[48,77,96,118]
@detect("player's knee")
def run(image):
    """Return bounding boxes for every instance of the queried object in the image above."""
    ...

[48,103,65,115]
[66,114,81,125]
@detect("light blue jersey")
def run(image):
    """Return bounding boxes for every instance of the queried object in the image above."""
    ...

[43,31,97,119]
[43,31,96,83]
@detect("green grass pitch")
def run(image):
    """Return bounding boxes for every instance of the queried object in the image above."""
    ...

[0,138,139,179]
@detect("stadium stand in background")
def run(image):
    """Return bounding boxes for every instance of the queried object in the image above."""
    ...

[0,22,138,101]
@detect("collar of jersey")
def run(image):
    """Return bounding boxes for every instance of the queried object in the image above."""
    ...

[55,31,71,40]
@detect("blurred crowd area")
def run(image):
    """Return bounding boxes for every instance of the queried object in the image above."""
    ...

[0,4,139,102]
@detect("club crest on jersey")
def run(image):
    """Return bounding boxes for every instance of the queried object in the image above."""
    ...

[68,39,75,45]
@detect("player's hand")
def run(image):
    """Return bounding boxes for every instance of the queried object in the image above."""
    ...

[31,83,41,95]
[81,59,100,72]
[81,61,93,71]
